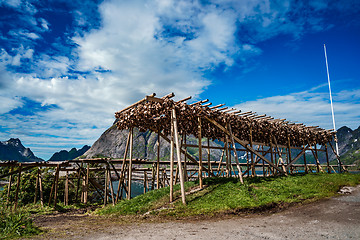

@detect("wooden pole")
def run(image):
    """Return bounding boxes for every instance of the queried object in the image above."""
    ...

[172,108,186,205]
[34,167,39,204]
[314,144,320,173]
[156,128,160,189]
[144,171,148,194]
[39,168,44,207]
[224,135,230,177]
[328,141,342,173]
[198,116,203,189]
[14,164,22,210]
[108,165,115,206]
[65,171,69,206]
[270,141,274,176]
[325,144,331,173]
[81,174,85,203]
[116,130,131,202]
[49,164,60,206]
[207,138,211,177]
[128,128,133,200]
[228,123,244,183]
[246,150,250,177]
[170,117,175,202]
[261,146,265,176]
[85,164,89,204]
[217,150,225,176]
[151,163,155,190]
[250,127,255,177]
[104,167,108,207]
[53,164,60,207]
[184,135,188,181]
[303,147,308,173]
[75,162,83,202]
[287,135,293,174]
[6,166,14,205]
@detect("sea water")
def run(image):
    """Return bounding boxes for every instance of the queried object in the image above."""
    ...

[110,181,150,199]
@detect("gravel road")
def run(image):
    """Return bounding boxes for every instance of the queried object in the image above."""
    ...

[31,185,360,240]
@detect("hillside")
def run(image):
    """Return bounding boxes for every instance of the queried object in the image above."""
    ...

[0,138,42,162]
[49,145,91,161]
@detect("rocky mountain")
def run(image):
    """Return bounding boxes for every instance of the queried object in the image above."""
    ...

[49,145,91,161]
[0,138,43,162]
[329,125,360,166]
[83,125,223,161]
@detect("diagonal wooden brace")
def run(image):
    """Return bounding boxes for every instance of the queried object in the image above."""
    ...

[203,115,286,175]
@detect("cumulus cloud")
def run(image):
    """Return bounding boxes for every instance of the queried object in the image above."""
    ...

[233,87,360,130]
[1,0,359,158]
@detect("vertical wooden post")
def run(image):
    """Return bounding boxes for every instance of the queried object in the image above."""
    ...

[127,128,133,200]
[170,118,175,202]
[246,150,250,177]
[116,130,131,202]
[64,171,69,206]
[104,167,108,207]
[39,168,44,207]
[14,164,22,210]
[151,163,155,190]
[6,167,14,205]
[75,162,83,202]
[108,165,115,206]
[184,135,188,181]
[49,164,59,206]
[207,138,211,177]
[250,127,255,177]
[303,146,308,173]
[261,146,265,177]
[156,128,160,189]
[34,167,39,204]
[217,150,224,176]
[287,136,293,174]
[81,174,85,203]
[198,116,203,189]
[325,144,331,173]
[53,164,60,207]
[270,141,274,176]
[143,171,148,194]
[224,135,230,177]
[172,108,186,205]
[162,169,167,187]
[84,164,89,204]
[314,144,320,173]
[228,123,244,184]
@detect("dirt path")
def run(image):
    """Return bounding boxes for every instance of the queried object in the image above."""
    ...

[29,186,360,240]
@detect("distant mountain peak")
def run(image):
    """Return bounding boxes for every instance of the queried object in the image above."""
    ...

[49,145,91,161]
[0,138,42,162]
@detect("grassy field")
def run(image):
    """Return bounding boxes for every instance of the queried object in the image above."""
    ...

[97,173,360,218]
[2,173,360,239]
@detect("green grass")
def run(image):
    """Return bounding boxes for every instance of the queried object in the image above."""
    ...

[0,207,41,239]
[97,173,360,218]
[97,181,196,215]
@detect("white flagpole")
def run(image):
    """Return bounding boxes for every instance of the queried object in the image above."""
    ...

[324,44,340,161]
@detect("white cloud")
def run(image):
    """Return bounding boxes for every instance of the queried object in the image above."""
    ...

[233,87,360,130]
[1,0,359,158]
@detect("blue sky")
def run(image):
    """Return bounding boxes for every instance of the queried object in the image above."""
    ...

[0,0,359,159]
